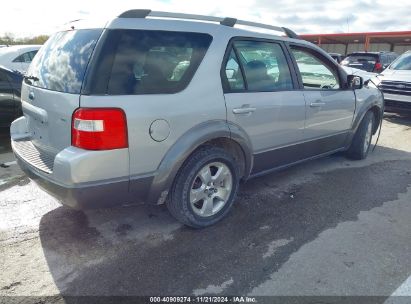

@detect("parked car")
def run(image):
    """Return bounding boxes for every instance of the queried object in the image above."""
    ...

[377,50,411,113]
[329,53,343,63]
[341,66,378,81]
[0,45,41,73]
[11,10,384,228]
[341,51,398,73]
[0,66,23,128]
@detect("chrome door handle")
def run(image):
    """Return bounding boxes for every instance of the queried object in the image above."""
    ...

[310,102,326,107]
[232,107,256,114]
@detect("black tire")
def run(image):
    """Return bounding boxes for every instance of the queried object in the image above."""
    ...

[346,111,375,160]
[167,146,240,228]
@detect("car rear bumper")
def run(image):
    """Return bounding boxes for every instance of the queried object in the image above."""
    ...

[13,145,154,209]
[10,116,155,209]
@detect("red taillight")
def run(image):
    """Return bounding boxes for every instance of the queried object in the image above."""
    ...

[72,108,128,150]
[374,62,383,71]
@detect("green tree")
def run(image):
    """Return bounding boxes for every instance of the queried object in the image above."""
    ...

[0,32,15,45]
[0,34,49,46]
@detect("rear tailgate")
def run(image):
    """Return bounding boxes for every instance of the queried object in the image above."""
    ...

[20,29,102,157]
[21,84,79,155]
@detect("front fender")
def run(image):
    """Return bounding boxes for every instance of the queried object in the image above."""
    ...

[146,120,253,204]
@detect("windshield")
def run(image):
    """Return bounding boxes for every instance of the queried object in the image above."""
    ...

[26,29,102,94]
[390,52,411,70]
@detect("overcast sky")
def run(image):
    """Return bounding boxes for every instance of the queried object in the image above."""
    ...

[2,0,411,38]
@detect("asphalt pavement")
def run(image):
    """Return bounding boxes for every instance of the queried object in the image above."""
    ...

[0,114,410,303]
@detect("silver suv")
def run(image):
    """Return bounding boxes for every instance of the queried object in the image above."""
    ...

[11,10,384,228]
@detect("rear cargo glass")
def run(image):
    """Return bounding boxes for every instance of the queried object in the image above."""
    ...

[341,54,377,72]
[25,29,102,94]
[84,30,212,95]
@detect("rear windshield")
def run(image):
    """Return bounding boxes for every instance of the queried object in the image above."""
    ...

[344,54,378,63]
[25,29,102,94]
[390,52,411,70]
[341,54,377,72]
[84,30,213,95]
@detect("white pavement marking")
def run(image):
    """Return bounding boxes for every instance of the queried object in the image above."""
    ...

[263,238,294,259]
[385,276,411,302]
[193,278,234,296]
[0,181,60,243]
[384,275,411,304]
[2,161,17,166]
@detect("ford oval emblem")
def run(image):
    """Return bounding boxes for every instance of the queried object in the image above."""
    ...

[29,92,35,101]
[396,84,406,89]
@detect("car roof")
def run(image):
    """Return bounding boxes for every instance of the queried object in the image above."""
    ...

[0,65,13,72]
[347,52,380,56]
[347,51,396,56]
[58,10,332,61]
[0,45,41,57]
[0,65,24,77]
[112,18,304,42]
[67,10,311,46]
[0,45,41,51]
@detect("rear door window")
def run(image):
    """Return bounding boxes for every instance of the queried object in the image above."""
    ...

[223,40,293,92]
[13,53,26,63]
[13,51,38,63]
[223,49,245,90]
[27,50,38,61]
[89,30,212,95]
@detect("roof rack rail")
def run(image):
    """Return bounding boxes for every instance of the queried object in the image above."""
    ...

[118,9,300,39]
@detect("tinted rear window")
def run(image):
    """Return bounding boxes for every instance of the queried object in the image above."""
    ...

[85,30,212,95]
[344,54,378,63]
[341,54,378,72]
[26,29,102,94]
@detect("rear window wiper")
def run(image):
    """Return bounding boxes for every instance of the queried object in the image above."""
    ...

[23,75,39,82]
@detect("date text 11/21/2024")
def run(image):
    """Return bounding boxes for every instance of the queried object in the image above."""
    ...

[149,296,257,303]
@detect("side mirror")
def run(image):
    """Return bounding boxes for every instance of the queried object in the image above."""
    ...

[226,69,235,79]
[348,75,363,90]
